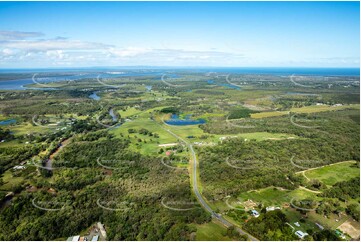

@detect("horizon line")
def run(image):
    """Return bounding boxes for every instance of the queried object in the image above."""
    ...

[0,66,360,70]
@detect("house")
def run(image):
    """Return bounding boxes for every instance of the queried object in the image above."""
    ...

[250,209,259,217]
[66,235,80,241]
[97,222,107,239]
[266,206,275,212]
[294,222,300,227]
[295,231,308,239]
[266,206,281,212]
[13,165,25,170]
[73,236,80,241]
[91,235,99,241]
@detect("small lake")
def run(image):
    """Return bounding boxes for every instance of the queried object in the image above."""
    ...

[218,83,240,90]
[206,80,240,90]
[89,92,101,100]
[109,109,118,122]
[165,114,206,126]
[0,119,16,126]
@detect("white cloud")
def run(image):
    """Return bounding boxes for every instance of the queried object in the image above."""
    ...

[0,29,356,68]
[108,47,151,57]
[2,39,112,51]
[1,48,14,56]
[0,30,44,41]
[46,50,66,59]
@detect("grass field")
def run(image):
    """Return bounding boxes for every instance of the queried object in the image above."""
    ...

[237,186,317,208]
[283,209,320,232]
[162,114,298,143]
[195,221,231,241]
[110,116,177,155]
[118,107,144,118]
[251,111,289,119]
[239,187,290,207]
[303,161,359,186]
[291,104,360,113]
[0,169,24,191]
[10,122,50,136]
[308,211,349,230]
[251,104,360,119]
[0,140,28,148]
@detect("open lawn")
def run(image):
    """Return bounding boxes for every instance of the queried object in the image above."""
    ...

[110,117,177,155]
[237,186,317,208]
[10,122,50,136]
[251,111,289,119]
[308,211,349,230]
[0,169,24,191]
[239,187,290,207]
[195,220,231,241]
[290,104,360,113]
[283,209,320,233]
[251,104,360,119]
[303,161,359,186]
[118,107,144,118]
[0,140,28,148]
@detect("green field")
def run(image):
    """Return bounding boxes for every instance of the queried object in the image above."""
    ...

[0,169,24,191]
[237,186,317,207]
[110,118,177,155]
[251,104,360,119]
[251,111,289,119]
[291,104,360,113]
[118,107,144,118]
[283,209,320,232]
[195,221,231,241]
[303,161,359,186]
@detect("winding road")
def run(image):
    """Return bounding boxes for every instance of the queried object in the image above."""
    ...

[156,120,258,241]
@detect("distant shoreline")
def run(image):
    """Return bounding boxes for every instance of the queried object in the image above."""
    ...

[0,67,359,77]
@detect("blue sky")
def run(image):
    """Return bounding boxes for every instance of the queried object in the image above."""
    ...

[0,1,359,68]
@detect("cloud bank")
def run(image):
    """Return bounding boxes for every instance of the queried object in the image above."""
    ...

[0,30,358,68]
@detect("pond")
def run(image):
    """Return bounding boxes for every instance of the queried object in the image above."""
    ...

[89,92,101,100]
[165,114,206,126]
[109,109,118,122]
[0,119,16,126]
[206,80,240,90]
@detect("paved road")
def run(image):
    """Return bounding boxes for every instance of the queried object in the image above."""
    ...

[189,144,258,241]
[157,122,258,241]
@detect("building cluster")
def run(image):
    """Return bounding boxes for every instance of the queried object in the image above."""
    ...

[66,222,106,242]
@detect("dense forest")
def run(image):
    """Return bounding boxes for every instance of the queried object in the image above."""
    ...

[198,109,359,200]
[0,133,210,240]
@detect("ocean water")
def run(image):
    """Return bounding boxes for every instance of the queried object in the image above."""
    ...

[194,67,360,76]
[0,70,167,90]
[0,67,359,90]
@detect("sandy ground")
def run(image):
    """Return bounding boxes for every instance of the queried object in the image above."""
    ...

[337,219,360,240]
